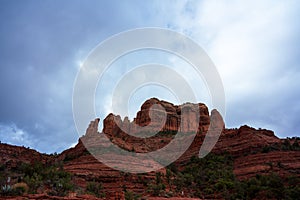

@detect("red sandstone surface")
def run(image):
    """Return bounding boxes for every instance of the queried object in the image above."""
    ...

[1,98,300,199]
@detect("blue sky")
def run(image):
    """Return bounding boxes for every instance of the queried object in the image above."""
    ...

[0,0,300,153]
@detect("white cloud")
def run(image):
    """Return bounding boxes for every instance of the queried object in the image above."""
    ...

[0,123,33,147]
[165,0,293,89]
[3,1,298,154]
[148,0,300,136]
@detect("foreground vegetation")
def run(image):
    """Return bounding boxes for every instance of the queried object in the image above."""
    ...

[1,152,300,199]
[0,162,74,196]
[162,154,300,199]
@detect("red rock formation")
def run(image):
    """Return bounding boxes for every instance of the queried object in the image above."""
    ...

[91,99,300,181]
[0,143,52,169]
[234,151,300,180]
[103,98,210,137]
[1,98,300,199]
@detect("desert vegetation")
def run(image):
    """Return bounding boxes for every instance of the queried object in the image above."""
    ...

[0,161,74,196]
[164,153,300,199]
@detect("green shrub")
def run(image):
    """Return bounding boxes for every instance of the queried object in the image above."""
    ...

[24,172,42,194]
[18,162,74,196]
[86,181,104,198]
[172,153,235,197]
[147,183,166,196]
[0,183,27,196]
[125,190,141,200]
[262,146,270,153]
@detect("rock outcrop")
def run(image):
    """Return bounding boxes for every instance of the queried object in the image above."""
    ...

[103,98,211,136]
[67,98,300,182]
[0,143,51,169]
[1,98,300,199]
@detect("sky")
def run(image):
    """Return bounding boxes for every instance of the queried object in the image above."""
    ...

[0,0,300,153]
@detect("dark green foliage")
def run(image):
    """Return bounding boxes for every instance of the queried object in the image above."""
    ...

[46,169,74,196]
[0,185,26,196]
[260,141,300,154]
[137,174,149,186]
[166,169,172,184]
[18,161,43,177]
[167,153,300,199]
[3,161,74,196]
[262,146,271,153]
[63,154,77,162]
[12,186,25,195]
[24,172,42,194]
[229,173,297,200]
[147,172,166,196]
[172,153,235,197]
[86,181,105,198]
[155,172,162,185]
[125,190,141,200]
[282,140,292,151]
[168,163,177,173]
[280,139,300,151]
[157,130,177,136]
[147,183,166,196]
[292,140,300,150]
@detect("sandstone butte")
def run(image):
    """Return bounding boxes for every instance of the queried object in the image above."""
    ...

[0,97,300,199]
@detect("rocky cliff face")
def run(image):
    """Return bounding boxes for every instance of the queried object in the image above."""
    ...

[103,98,210,136]
[63,98,300,181]
[0,143,52,169]
[1,98,300,199]
[62,98,300,183]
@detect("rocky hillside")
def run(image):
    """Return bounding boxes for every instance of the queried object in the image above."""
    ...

[0,98,300,199]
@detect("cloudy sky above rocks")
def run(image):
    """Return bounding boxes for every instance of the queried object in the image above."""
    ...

[0,0,299,153]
